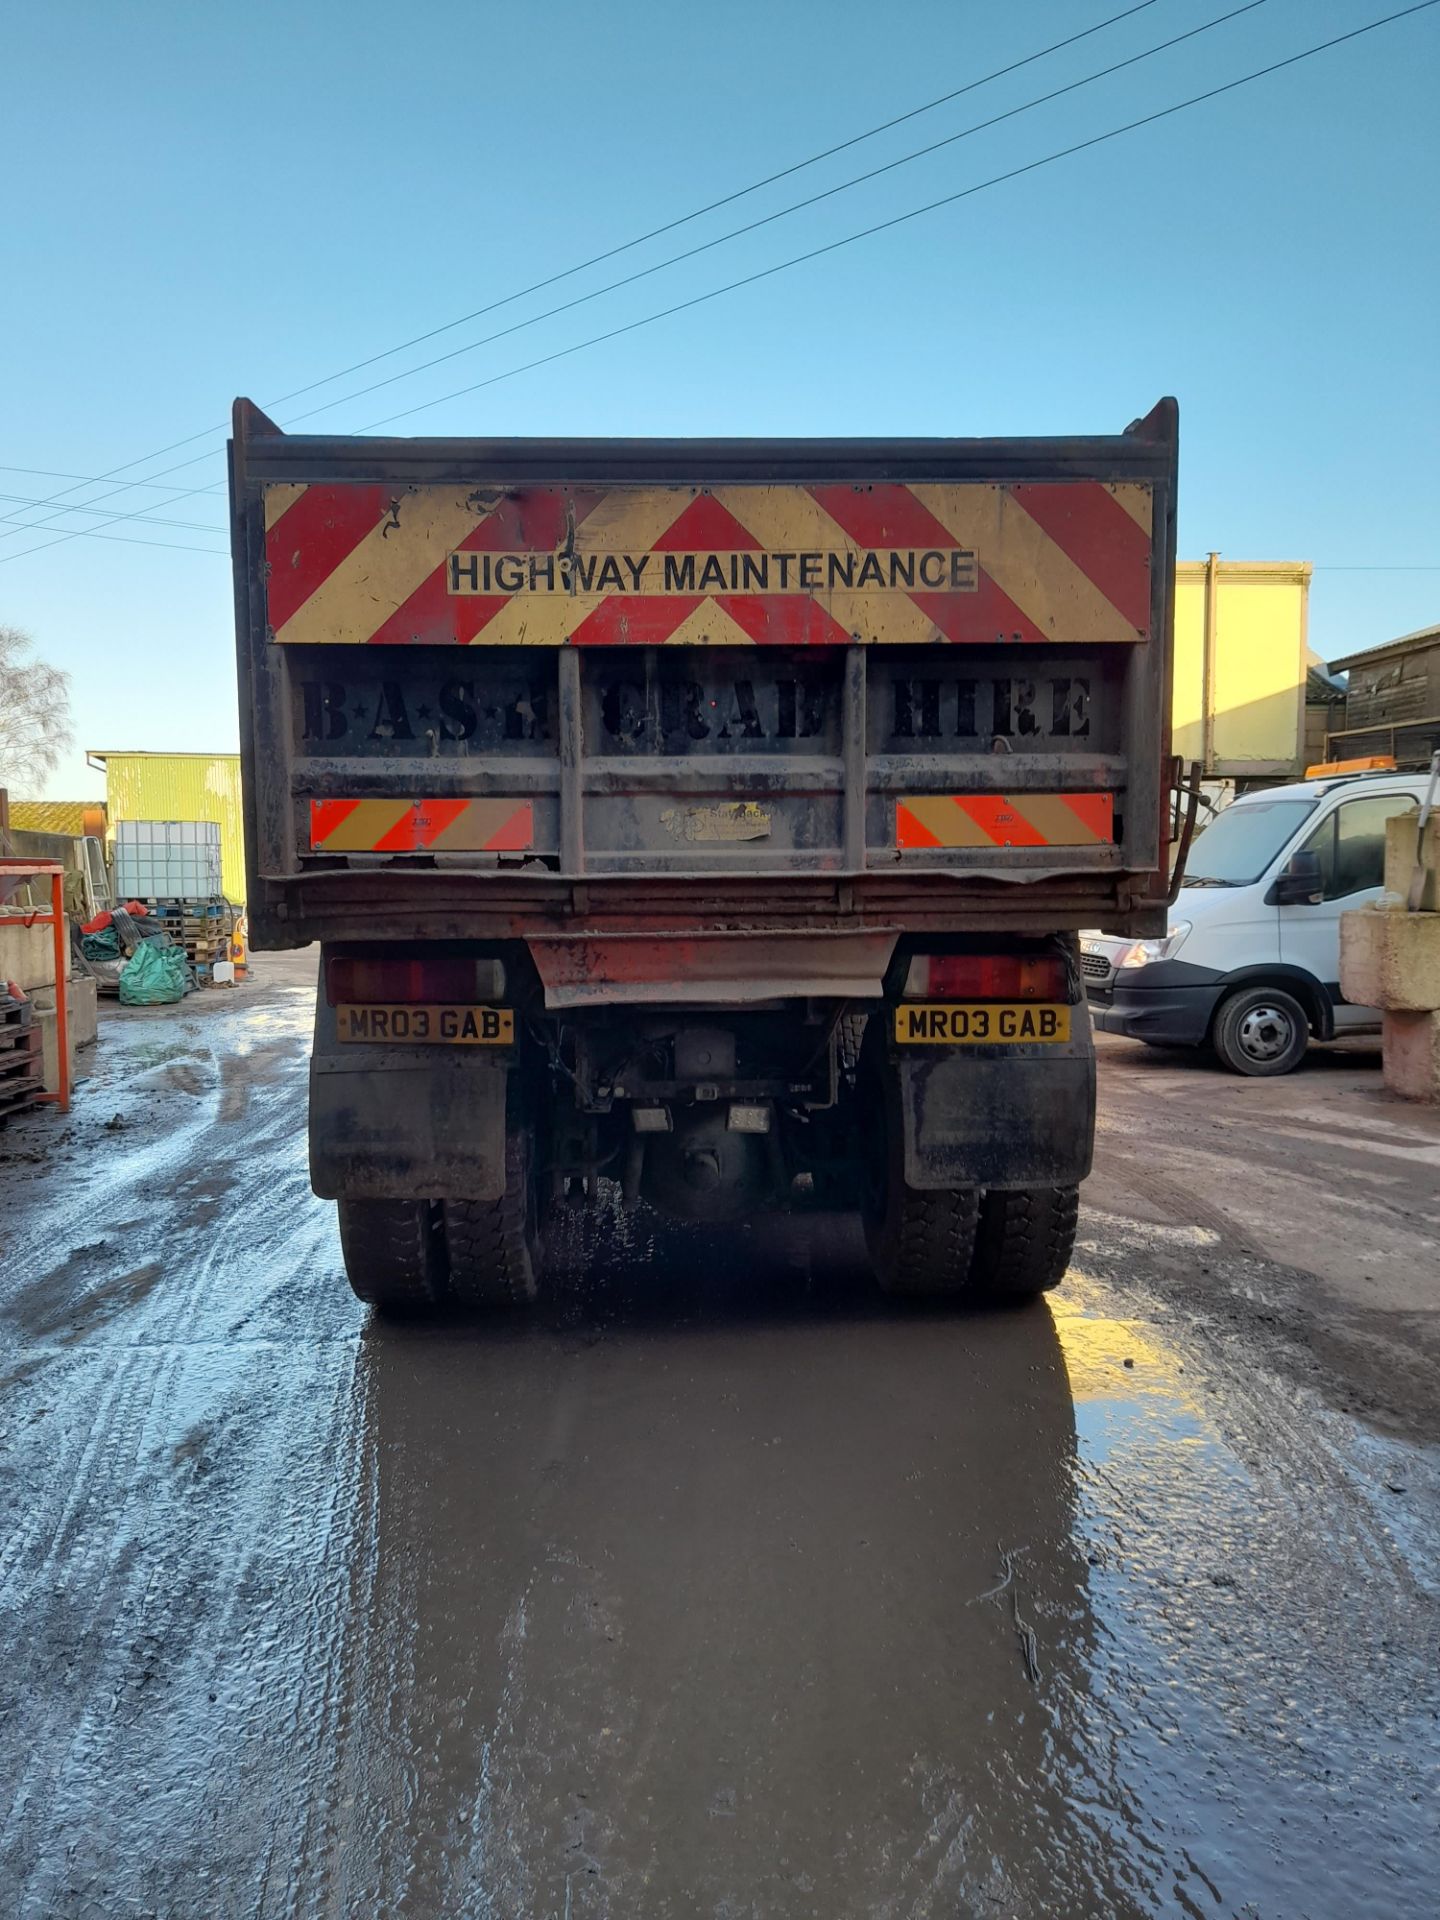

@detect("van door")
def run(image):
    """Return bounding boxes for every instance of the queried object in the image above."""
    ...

[1278,789,1418,1027]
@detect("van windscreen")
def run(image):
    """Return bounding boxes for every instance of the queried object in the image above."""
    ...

[1182,799,1317,886]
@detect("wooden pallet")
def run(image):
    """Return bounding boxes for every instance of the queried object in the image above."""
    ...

[0,1033,41,1081]
[137,899,232,924]
[0,1006,43,1119]
[0,1075,44,1119]
[0,1001,34,1045]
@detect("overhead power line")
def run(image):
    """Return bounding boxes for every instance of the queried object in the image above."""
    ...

[3,0,1436,567]
[344,0,1440,433]
[0,0,1270,563]
[0,0,1164,547]
[0,491,225,536]
[0,519,226,556]
[259,0,1173,417]
[18,0,1265,554]
[277,0,1270,432]
[0,462,225,497]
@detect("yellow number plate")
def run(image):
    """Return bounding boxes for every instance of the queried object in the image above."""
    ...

[336,1003,514,1045]
[894,1002,1071,1045]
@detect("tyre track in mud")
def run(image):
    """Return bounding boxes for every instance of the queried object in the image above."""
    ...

[1089,1035,1440,1438]
[0,972,1437,1917]
[0,975,379,1918]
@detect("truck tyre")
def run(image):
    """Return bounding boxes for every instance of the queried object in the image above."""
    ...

[862,1079,980,1296]
[969,1187,1079,1300]
[337,1198,447,1316]
[866,1182,982,1297]
[443,1125,540,1308]
[839,1011,868,1073]
[1211,985,1309,1076]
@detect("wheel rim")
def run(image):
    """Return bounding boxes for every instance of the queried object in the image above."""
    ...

[1237,1003,1296,1064]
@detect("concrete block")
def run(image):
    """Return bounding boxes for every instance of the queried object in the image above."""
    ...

[24,975,97,1095]
[1340,905,1440,1013]
[1384,807,1440,911]
[34,1004,91,1094]
[1382,1008,1440,1102]
[0,914,63,992]
[32,976,98,1050]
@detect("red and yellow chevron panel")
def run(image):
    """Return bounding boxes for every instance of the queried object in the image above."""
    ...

[309,798,534,853]
[263,479,1152,648]
[896,793,1114,850]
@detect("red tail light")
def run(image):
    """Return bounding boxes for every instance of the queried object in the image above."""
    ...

[325,954,506,1004]
[904,952,1069,1000]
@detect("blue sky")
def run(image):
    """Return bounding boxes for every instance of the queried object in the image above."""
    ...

[3,0,1436,798]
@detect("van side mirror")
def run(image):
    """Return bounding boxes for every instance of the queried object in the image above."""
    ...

[1272,848,1323,905]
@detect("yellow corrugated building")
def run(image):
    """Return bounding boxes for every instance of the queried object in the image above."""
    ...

[87,752,247,904]
[1173,559,1312,778]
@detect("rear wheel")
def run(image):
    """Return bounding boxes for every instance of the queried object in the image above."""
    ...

[838,1011,869,1073]
[337,1198,447,1317]
[861,1061,980,1295]
[969,1187,1078,1300]
[1211,985,1309,1076]
[444,1123,540,1308]
[865,1183,982,1297]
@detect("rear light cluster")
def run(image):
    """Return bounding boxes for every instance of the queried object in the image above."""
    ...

[325,954,507,1004]
[903,952,1069,1000]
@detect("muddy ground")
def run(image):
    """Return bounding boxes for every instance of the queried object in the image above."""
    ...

[0,954,1435,1919]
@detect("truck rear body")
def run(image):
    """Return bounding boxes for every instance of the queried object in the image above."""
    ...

[229,400,1177,1310]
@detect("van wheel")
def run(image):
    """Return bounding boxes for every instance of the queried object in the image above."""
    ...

[444,1125,540,1307]
[337,1199,447,1316]
[1212,985,1309,1076]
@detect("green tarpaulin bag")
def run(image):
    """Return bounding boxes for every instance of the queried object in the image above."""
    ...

[118,939,190,1006]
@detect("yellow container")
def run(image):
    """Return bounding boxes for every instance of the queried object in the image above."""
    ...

[88,752,247,905]
[1173,560,1312,778]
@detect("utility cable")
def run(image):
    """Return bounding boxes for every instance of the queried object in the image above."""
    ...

[341,0,1439,432]
[0,0,1268,560]
[0,0,1163,545]
[278,0,1269,432]
[0,491,225,536]
[3,0,1434,564]
[0,519,226,555]
[0,462,225,497]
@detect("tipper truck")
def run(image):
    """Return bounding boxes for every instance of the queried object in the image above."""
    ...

[229,398,1179,1314]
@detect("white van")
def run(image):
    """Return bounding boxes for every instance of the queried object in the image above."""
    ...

[1082,770,1428,1075]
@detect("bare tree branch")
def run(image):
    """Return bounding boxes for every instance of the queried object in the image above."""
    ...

[0,625,73,792]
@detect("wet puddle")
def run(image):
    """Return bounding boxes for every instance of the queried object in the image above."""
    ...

[1050,1277,1439,1918]
[0,1047,1436,1917]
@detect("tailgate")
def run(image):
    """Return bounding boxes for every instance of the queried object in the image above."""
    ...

[232,403,1175,909]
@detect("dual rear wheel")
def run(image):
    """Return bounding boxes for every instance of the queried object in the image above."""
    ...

[337,1106,1077,1315]
[862,1171,1078,1303]
[341,1178,1075,1315]
[859,1056,1078,1301]
[337,1127,539,1318]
